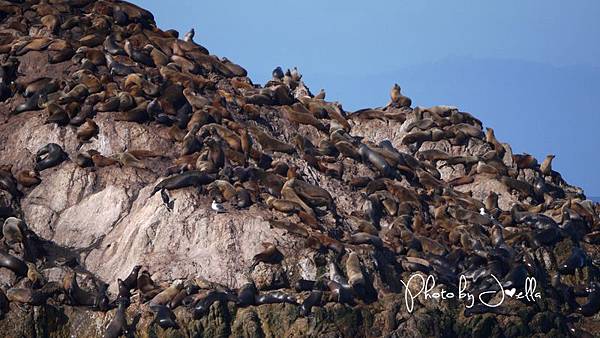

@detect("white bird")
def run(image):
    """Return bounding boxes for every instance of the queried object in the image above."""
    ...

[211,200,226,213]
[480,207,486,216]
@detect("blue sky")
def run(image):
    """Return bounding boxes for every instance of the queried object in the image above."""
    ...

[134,1,600,197]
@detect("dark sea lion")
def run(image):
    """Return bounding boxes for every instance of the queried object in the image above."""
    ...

[150,304,178,329]
[63,271,109,310]
[0,250,27,276]
[294,279,316,292]
[35,143,68,171]
[151,171,216,195]
[255,290,297,305]
[12,93,43,114]
[0,169,22,197]
[558,247,587,275]
[104,298,130,338]
[193,290,236,319]
[577,283,600,317]
[300,290,323,316]
[237,282,257,307]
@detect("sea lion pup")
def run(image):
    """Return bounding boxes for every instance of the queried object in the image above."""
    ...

[539,154,555,176]
[63,271,109,310]
[252,242,284,267]
[151,170,216,196]
[15,169,41,188]
[26,262,45,288]
[0,250,27,276]
[149,280,184,307]
[35,143,68,171]
[389,83,411,108]
[103,298,130,338]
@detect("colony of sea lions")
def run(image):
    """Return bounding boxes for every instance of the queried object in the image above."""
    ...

[0,0,598,336]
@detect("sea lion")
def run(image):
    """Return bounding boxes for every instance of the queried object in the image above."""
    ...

[35,143,68,171]
[193,290,236,318]
[513,154,538,169]
[151,171,216,195]
[15,169,40,187]
[103,298,130,338]
[2,217,25,245]
[77,118,99,142]
[63,271,109,310]
[540,154,555,176]
[346,252,365,291]
[300,290,323,316]
[237,282,257,307]
[0,250,27,276]
[137,270,160,300]
[254,290,297,305]
[26,262,45,288]
[359,144,394,177]
[0,169,22,198]
[149,280,184,307]
[247,126,295,154]
[150,304,178,329]
[389,83,411,108]
[252,242,284,266]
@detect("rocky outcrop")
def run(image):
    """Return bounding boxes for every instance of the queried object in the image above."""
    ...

[0,1,599,337]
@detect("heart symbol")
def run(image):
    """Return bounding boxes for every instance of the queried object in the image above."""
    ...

[505,288,516,297]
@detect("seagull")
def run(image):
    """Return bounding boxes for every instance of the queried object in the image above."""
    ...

[211,200,226,213]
